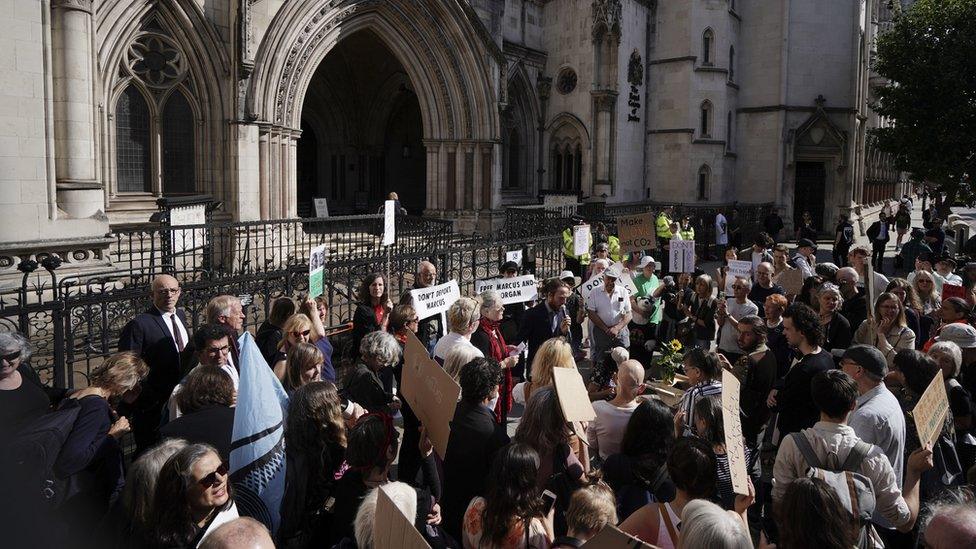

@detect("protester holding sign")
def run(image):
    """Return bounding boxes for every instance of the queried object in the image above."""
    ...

[400,261,444,355]
[586,265,633,365]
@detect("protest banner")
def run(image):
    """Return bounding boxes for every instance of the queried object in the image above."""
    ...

[573,224,591,256]
[721,370,750,495]
[474,274,538,305]
[552,368,596,423]
[580,265,637,301]
[373,483,431,549]
[409,280,460,320]
[580,525,655,548]
[505,249,523,266]
[400,331,460,458]
[617,213,656,253]
[912,370,949,448]
[313,197,329,217]
[309,244,326,298]
[725,260,753,295]
[382,200,396,246]
[669,240,696,273]
[942,283,967,302]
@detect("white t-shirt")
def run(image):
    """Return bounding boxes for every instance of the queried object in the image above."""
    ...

[718,298,759,353]
[588,399,639,459]
[586,283,632,328]
[432,332,484,365]
[715,214,728,245]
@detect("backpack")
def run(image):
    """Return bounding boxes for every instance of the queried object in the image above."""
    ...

[2,399,81,510]
[790,432,881,549]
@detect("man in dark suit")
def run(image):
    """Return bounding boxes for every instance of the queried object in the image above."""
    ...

[867,213,891,273]
[118,274,190,452]
[441,357,510,541]
[515,279,573,379]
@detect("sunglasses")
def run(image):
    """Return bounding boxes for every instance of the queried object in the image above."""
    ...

[292,330,311,337]
[1,350,22,362]
[197,463,228,488]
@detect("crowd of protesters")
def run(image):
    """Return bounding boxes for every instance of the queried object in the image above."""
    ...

[2,193,976,549]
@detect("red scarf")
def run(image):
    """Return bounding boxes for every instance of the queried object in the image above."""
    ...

[478,317,507,361]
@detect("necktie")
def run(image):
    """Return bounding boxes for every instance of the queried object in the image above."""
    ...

[170,314,185,351]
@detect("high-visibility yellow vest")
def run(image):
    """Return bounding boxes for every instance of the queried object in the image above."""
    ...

[679,227,695,241]
[608,235,621,262]
[562,228,592,264]
[655,213,673,238]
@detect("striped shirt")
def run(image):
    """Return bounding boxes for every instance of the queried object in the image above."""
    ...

[679,380,722,437]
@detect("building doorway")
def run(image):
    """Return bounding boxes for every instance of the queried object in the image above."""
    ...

[794,161,826,232]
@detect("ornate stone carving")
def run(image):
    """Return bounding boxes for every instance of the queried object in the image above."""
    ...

[556,68,578,95]
[51,0,93,13]
[628,50,643,86]
[126,33,187,89]
[536,76,552,102]
[592,0,622,41]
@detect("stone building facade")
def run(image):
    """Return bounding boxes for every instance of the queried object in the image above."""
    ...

[0,0,907,264]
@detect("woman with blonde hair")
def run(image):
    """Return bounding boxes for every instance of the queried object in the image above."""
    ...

[432,296,483,365]
[512,337,575,405]
[853,292,916,368]
[913,270,942,317]
[272,313,314,380]
[886,278,923,346]
[442,344,483,382]
[282,341,325,395]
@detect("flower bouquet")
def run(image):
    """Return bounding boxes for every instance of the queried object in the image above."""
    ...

[653,339,684,385]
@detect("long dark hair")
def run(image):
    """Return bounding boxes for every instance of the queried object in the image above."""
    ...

[778,477,856,549]
[620,400,674,482]
[356,273,389,305]
[480,443,545,547]
[893,349,941,396]
[285,382,346,484]
[693,395,725,447]
[152,444,233,548]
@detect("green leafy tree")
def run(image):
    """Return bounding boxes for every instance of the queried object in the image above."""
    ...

[871,0,976,207]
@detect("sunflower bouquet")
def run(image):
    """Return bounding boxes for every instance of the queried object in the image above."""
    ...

[654,339,684,384]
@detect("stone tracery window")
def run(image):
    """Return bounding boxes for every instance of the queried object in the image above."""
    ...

[162,91,195,194]
[702,29,714,66]
[556,68,578,95]
[115,86,152,193]
[127,34,186,89]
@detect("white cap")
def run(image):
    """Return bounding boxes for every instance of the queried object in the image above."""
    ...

[937,323,976,349]
[604,264,622,279]
[639,255,656,269]
[559,270,576,281]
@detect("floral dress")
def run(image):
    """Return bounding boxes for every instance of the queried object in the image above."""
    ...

[462,497,551,549]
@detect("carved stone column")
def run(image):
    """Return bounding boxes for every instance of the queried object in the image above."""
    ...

[258,127,270,218]
[52,0,100,218]
[444,143,458,210]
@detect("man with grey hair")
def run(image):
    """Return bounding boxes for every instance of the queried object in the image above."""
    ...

[716,276,758,364]
[748,261,784,314]
[837,266,868,331]
[354,482,419,549]
[199,517,275,549]
[841,344,907,539]
[401,260,443,354]
[918,489,976,548]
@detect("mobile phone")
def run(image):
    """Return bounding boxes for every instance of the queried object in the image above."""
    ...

[541,489,557,515]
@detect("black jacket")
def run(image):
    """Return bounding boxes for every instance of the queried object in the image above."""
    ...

[351,302,382,359]
[118,307,189,411]
[740,350,778,445]
[775,350,834,438]
[840,290,868,334]
[255,320,283,367]
[343,362,396,413]
[515,301,570,367]
[158,405,234,460]
[867,221,890,244]
[441,400,510,540]
[822,313,852,352]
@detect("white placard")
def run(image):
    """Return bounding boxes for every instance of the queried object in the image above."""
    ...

[382,200,396,246]
[573,224,591,257]
[169,204,207,254]
[474,275,538,305]
[721,369,750,495]
[580,264,637,301]
[668,239,696,273]
[725,259,753,294]
[313,197,330,218]
[409,280,460,320]
[505,250,523,266]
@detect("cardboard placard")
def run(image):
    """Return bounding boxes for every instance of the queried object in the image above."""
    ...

[942,283,967,302]
[645,382,685,408]
[313,197,330,218]
[669,240,696,273]
[552,367,596,422]
[399,331,461,459]
[373,483,432,549]
[505,249,523,266]
[573,224,591,257]
[474,274,539,304]
[580,525,656,548]
[725,260,753,295]
[580,267,637,301]
[912,370,949,448]
[617,213,656,253]
[309,244,326,298]
[382,200,396,246]
[776,267,804,296]
[409,280,460,320]
[721,369,750,495]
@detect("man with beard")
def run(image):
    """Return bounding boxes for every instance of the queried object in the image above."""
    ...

[733,316,778,448]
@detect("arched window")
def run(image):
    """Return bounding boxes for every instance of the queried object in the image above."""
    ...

[553,150,564,190]
[549,121,585,191]
[697,165,710,200]
[505,128,521,189]
[700,101,712,137]
[702,29,714,66]
[726,111,733,151]
[564,146,574,190]
[729,46,735,81]
[115,85,152,193]
[162,90,195,194]
[574,144,582,189]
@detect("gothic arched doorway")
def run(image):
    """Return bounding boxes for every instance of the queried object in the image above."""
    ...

[297,29,426,215]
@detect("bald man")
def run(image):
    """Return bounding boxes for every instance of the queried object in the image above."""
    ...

[920,498,976,548]
[588,359,645,459]
[401,260,444,354]
[199,518,275,549]
[119,274,191,451]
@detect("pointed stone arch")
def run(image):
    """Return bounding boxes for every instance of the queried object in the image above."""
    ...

[502,64,541,195]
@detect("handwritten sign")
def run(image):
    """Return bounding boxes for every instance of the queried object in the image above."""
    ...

[722,370,750,496]
[313,197,330,218]
[580,264,637,301]
[725,260,753,295]
[506,249,523,266]
[912,370,949,448]
[573,224,591,257]
[373,483,431,549]
[400,331,461,458]
[865,262,877,322]
[474,275,538,305]
[409,280,460,320]
[669,240,696,273]
[942,283,967,302]
[552,367,596,423]
[382,200,396,246]
[776,267,803,296]
[617,213,656,253]
[581,525,655,548]
[309,244,326,298]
